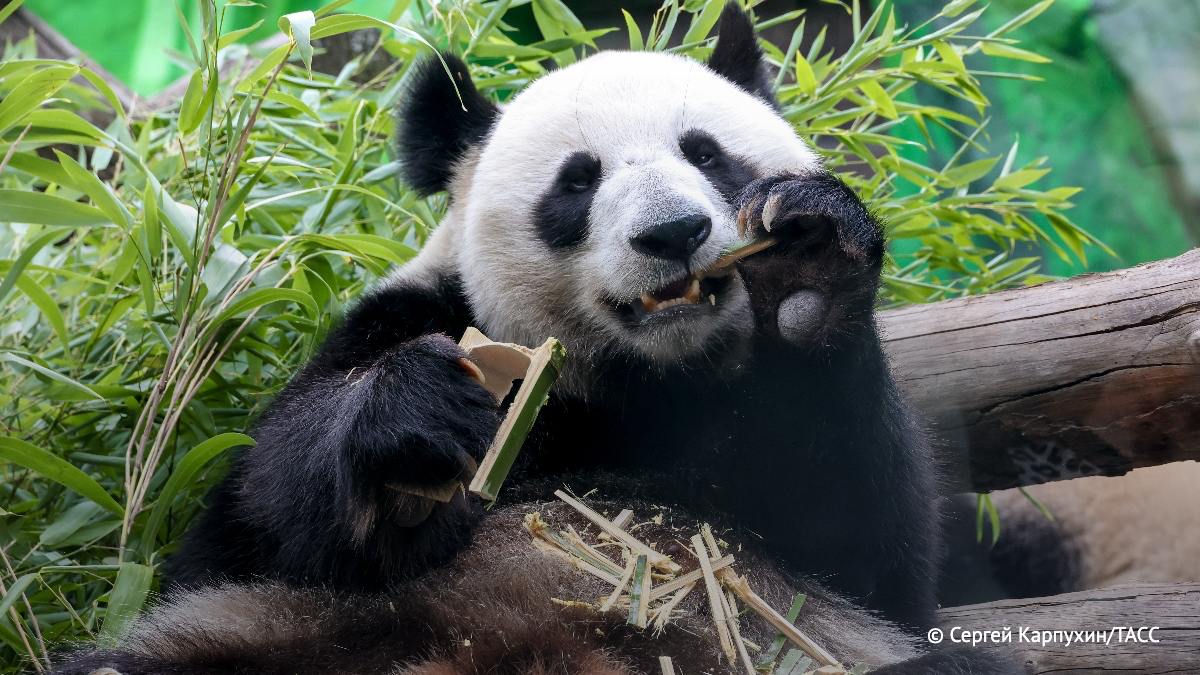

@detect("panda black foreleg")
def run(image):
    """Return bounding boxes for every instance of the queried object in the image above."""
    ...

[733,171,884,347]
[168,281,501,589]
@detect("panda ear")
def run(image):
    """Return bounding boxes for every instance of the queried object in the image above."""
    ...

[396,53,499,196]
[707,3,776,106]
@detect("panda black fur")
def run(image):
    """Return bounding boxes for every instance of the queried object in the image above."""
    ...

[54,5,1021,674]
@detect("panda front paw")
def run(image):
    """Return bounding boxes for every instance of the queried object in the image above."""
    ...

[347,333,501,499]
[733,172,884,345]
[735,171,883,262]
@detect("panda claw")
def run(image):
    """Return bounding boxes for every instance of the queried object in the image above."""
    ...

[761,192,783,232]
[457,357,487,386]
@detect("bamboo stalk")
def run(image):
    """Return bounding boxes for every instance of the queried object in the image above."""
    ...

[651,582,696,632]
[723,588,758,675]
[649,555,734,601]
[718,570,840,668]
[602,556,637,612]
[612,509,634,529]
[707,236,779,272]
[554,490,681,573]
[628,555,651,628]
[692,535,737,663]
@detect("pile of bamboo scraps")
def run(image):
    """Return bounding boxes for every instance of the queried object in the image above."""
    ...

[525,490,867,675]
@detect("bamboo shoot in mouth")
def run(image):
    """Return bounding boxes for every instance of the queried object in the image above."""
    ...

[704,236,779,274]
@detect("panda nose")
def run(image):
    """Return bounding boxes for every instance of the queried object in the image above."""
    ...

[630,214,712,261]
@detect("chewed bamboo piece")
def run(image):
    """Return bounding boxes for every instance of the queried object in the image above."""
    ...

[388,328,566,504]
[464,328,566,500]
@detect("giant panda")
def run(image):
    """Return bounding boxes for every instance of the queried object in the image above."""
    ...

[52,5,1020,674]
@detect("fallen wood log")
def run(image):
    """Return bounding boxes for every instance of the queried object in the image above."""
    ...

[938,583,1200,674]
[881,249,1200,493]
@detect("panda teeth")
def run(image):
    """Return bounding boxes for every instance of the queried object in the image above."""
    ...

[638,279,703,314]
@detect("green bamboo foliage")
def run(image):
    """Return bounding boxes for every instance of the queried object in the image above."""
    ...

[0,0,1102,671]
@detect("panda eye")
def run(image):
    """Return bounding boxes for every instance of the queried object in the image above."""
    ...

[557,152,601,194]
[679,130,722,169]
[564,174,594,193]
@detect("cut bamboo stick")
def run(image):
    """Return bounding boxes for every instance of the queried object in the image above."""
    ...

[757,592,807,668]
[649,555,734,601]
[554,490,681,573]
[386,328,564,504]
[718,570,840,668]
[612,509,634,529]
[692,535,736,664]
[564,525,623,577]
[628,555,651,628]
[651,582,696,632]
[525,513,622,585]
[658,656,676,675]
[602,556,637,613]
[723,588,757,675]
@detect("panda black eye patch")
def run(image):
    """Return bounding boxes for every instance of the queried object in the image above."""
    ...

[534,151,601,249]
[679,129,757,205]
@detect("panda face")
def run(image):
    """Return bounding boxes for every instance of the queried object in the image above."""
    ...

[456,51,820,369]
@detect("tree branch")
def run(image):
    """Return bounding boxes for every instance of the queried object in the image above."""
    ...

[882,249,1200,492]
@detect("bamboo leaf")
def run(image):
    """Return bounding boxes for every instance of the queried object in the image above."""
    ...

[99,563,154,641]
[0,190,110,227]
[858,80,896,119]
[0,64,79,137]
[623,9,644,51]
[280,11,317,71]
[0,229,64,305]
[941,157,999,187]
[794,52,818,96]
[217,19,265,50]
[0,0,26,24]
[141,433,255,557]
[1,353,104,400]
[980,41,1052,64]
[0,573,38,620]
[682,0,725,45]
[15,275,69,348]
[0,437,124,516]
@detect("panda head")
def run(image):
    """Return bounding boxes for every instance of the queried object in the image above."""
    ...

[394,4,820,387]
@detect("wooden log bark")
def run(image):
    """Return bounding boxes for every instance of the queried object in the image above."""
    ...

[881,249,1200,493]
[938,583,1200,674]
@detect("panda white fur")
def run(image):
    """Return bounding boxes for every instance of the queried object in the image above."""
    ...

[53,5,1020,674]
